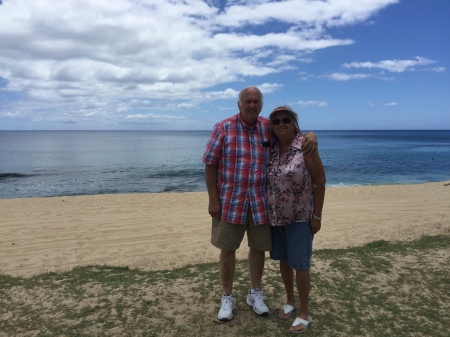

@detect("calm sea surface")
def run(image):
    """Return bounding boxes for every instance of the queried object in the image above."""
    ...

[1,130,449,199]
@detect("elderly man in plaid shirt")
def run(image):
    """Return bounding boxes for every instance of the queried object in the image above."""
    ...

[203,86,317,322]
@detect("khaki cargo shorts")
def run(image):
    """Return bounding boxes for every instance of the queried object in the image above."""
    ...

[211,209,271,251]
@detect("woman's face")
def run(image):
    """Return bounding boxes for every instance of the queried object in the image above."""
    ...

[271,111,295,139]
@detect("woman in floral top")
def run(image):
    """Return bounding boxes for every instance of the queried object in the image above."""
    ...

[267,106,326,334]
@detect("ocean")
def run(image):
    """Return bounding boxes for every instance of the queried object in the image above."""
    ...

[1,130,449,199]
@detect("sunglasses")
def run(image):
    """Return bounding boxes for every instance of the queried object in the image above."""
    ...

[272,117,291,125]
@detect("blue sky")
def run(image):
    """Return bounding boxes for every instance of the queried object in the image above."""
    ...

[0,0,448,131]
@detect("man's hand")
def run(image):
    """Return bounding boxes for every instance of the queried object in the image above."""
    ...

[208,199,221,219]
[302,132,318,155]
[205,164,221,219]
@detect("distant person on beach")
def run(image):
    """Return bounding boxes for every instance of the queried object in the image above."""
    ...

[267,106,325,333]
[202,87,318,322]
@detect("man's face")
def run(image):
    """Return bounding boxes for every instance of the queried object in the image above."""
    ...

[238,88,263,126]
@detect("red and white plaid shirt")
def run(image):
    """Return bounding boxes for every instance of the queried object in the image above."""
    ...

[202,114,272,225]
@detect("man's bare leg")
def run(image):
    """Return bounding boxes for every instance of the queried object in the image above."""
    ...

[220,249,236,294]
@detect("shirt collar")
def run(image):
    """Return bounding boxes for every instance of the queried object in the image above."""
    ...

[237,113,259,130]
[275,134,302,152]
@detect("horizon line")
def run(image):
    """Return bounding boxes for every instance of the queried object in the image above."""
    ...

[1,129,449,132]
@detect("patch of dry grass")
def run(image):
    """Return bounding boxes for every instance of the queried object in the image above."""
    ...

[1,235,449,336]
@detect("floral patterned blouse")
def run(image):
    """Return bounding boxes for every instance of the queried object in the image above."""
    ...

[267,134,314,226]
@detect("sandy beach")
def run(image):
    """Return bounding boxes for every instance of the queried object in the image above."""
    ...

[1,181,449,278]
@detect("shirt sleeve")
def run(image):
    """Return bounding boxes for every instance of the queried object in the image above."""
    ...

[202,123,223,166]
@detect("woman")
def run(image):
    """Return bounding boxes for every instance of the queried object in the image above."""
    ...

[267,106,326,334]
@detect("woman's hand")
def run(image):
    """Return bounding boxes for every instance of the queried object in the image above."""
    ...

[310,218,321,234]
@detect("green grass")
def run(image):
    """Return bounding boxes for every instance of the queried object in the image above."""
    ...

[1,235,449,336]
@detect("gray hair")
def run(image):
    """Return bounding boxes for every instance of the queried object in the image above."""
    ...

[238,86,264,106]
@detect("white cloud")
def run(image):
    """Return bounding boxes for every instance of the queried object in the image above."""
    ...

[1,110,23,118]
[258,82,285,94]
[214,0,399,28]
[431,67,445,72]
[126,113,188,122]
[384,102,398,106]
[296,100,328,108]
[343,56,436,73]
[327,73,370,81]
[0,0,399,127]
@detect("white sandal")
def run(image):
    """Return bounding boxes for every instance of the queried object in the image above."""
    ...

[289,315,313,334]
[278,304,295,320]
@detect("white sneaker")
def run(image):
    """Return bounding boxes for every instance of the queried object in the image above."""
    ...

[246,288,269,316]
[218,294,235,321]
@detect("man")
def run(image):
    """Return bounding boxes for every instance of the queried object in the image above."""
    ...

[202,86,317,321]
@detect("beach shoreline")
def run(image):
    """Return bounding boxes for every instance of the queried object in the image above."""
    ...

[1,181,449,278]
